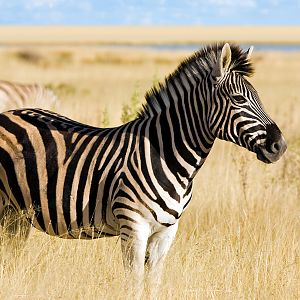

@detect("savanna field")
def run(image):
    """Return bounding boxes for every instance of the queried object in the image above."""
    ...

[0,35,299,299]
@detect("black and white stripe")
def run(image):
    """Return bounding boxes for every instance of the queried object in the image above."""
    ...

[0,43,286,297]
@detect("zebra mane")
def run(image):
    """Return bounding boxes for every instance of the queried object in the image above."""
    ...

[138,43,254,118]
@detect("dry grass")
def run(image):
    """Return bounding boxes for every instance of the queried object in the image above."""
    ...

[0,43,299,299]
[1,26,300,45]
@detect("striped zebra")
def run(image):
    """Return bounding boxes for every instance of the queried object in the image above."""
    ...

[0,43,286,298]
[0,80,58,111]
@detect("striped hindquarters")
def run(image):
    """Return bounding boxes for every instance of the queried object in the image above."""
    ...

[0,80,58,111]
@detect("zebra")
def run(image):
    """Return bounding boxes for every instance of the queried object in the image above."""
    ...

[0,79,58,111]
[0,43,286,298]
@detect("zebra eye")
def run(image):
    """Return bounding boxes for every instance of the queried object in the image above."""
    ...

[232,94,247,103]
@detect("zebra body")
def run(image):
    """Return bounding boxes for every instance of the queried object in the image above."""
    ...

[0,44,287,298]
[0,108,193,239]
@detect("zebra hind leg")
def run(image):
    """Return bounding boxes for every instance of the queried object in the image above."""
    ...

[0,205,31,248]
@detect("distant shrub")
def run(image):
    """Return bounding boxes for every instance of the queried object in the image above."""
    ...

[121,77,163,124]
[121,83,141,124]
[153,57,176,64]
[54,51,73,66]
[83,53,143,65]
[13,50,44,65]
[100,107,110,127]
[45,82,76,98]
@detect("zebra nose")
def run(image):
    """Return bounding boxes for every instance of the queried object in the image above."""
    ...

[265,123,284,153]
[256,124,287,164]
[268,137,287,154]
[265,123,287,156]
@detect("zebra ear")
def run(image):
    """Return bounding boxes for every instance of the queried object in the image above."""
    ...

[246,46,254,60]
[212,43,232,79]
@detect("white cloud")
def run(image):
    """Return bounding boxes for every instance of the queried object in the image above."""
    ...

[260,8,270,15]
[207,0,257,19]
[209,0,257,8]
[268,0,280,6]
[77,1,93,12]
[25,0,63,9]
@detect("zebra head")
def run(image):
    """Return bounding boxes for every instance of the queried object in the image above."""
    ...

[209,43,287,163]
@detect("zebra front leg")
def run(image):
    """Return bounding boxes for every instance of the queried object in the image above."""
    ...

[145,222,178,299]
[119,221,150,299]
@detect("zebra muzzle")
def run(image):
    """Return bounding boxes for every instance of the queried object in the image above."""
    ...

[255,134,287,163]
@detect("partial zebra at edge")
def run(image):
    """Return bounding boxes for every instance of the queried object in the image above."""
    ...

[0,80,59,111]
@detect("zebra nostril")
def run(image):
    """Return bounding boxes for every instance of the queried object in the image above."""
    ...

[273,143,280,152]
[270,141,281,153]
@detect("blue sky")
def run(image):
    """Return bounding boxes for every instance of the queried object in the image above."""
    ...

[0,0,299,25]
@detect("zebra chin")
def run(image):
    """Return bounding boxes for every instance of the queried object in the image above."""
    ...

[255,136,287,164]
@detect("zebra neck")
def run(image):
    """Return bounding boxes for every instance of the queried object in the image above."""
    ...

[147,110,214,181]
[140,67,216,183]
[145,88,215,185]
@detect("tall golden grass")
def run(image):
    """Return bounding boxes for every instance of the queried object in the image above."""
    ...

[0,44,299,299]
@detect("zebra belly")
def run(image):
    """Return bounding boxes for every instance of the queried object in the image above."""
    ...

[30,211,119,240]
[24,181,118,239]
